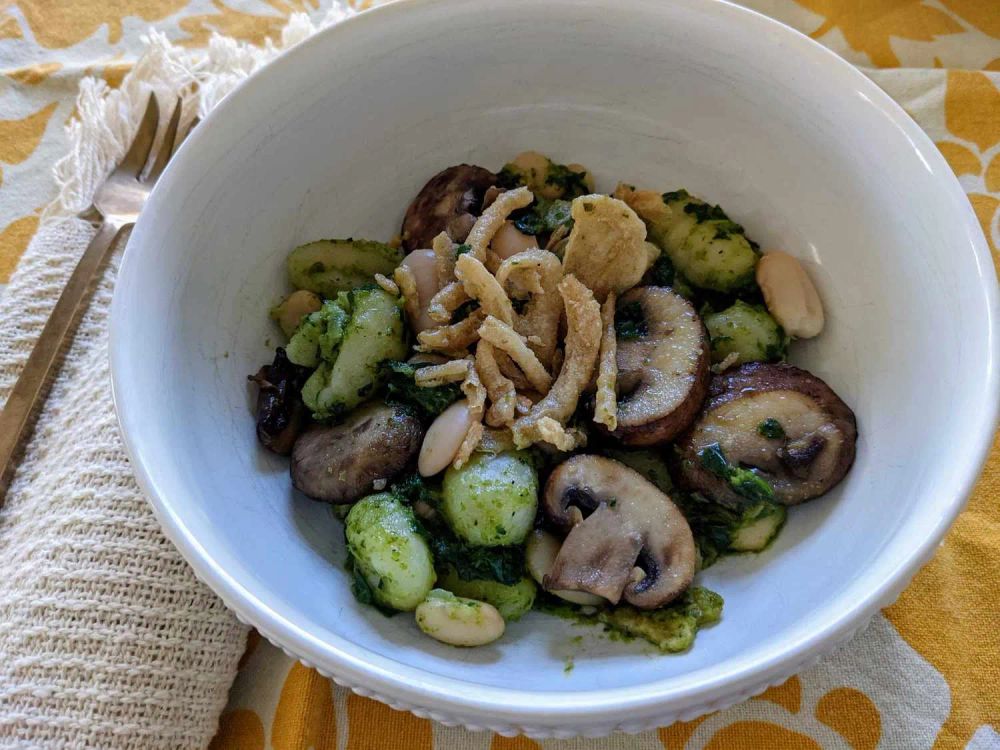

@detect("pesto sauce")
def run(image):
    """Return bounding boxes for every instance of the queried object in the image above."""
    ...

[535,587,723,654]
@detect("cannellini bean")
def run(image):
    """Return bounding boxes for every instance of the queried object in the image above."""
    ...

[756,251,825,338]
[524,528,606,606]
[415,590,505,647]
[491,221,538,260]
[399,248,440,333]
[273,290,322,337]
[418,399,478,476]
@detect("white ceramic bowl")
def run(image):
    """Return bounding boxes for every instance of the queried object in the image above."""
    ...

[110,0,999,737]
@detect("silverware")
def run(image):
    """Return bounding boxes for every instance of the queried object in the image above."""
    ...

[0,95,196,504]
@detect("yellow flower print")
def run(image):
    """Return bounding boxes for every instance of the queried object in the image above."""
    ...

[0,11,21,40]
[660,676,884,749]
[933,71,1000,261]
[816,688,881,750]
[0,101,58,188]
[938,0,1000,39]
[886,429,1000,749]
[12,0,188,48]
[491,736,540,750]
[208,709,265,750]
[177,0,318,48]
[271,662,337,750]
[705,721,821,749]
[794,0,964,67]
[756,675,802,713]
[6,62,61,86]
[346,692,433,750]
[0,213,40,284]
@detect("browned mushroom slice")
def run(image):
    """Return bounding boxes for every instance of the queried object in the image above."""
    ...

[611,287,710,446]
[675,362,857,506]
[542,455,696,609]
[248,347,310,455]
[291,402,423,503]
[401,164,498,251]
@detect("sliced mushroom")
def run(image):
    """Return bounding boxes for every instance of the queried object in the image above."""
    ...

[524,529,606,606]
[611,287,710,446]
[542,455,696,609]
[675,362,857,506]
[291,402,423,503]
[248,347,310,455]
[401,164,497,251]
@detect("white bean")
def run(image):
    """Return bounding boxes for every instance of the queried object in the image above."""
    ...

[416,589,505,647]
[491,221,538,260]
[524,528,606,606]
[274,289,322,337]
[418,399,477,477]
[399,248,440,333]
[756,251,825,338]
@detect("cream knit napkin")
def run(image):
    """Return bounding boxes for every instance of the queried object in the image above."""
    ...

[0,9,351,748]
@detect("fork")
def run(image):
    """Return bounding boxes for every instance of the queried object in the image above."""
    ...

[0,95,195,503]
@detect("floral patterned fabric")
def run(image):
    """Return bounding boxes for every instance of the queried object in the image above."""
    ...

[1,1,997,748]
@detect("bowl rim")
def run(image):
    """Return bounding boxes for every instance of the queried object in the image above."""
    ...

[110,0,1000,734]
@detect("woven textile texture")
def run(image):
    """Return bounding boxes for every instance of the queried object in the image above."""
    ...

[0,222,248,749]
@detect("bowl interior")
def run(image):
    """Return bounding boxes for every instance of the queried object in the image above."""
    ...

[112,0,996,728]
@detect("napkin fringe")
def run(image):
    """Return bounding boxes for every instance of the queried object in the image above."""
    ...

[43,4,355,224]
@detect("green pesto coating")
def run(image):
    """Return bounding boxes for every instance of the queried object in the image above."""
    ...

[537,586,723,653]
[442,451,538,547]
[287,239,403,297]
[640,192,758,293]
[301,287,407,420]
[345,493,436,612]
[438,567,536,621]
[704,300,788,365]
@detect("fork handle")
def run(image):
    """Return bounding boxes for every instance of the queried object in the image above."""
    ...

[0,219,129,504]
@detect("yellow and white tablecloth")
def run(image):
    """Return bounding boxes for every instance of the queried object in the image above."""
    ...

[1,1,998,748]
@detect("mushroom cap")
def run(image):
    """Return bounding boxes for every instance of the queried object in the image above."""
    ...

[611,287,710,446]
[249,347,310,455]
[401,164,497,252]
[542,455,696,609]
[291,402,423,503]
[675,362,858,506]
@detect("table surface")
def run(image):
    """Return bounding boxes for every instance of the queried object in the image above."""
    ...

[1,2,998,749]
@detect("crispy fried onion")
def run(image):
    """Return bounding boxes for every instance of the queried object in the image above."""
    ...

[482,185,505,210]
[453,420,484,470]
[417,308,486,353]
[464,186,533,262]
[414,359,471,388]
[496,249,563,368]
[478,426,517,454]
[495,349,532,391]
[455,253,515,325]
[374,273,399,296]
[461,357,487,416]
[393,265,421,327]
[432,231,456,289]
[612,182,672,226]
[476,341,517,427]
[477,315,552,394]
[561,194,649,302]
[427,281,470,324]
[512,275,601,449]
[593,292,618,431]
[515,394,534,416]
[545,223,569,252]
[551,347,565,379]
